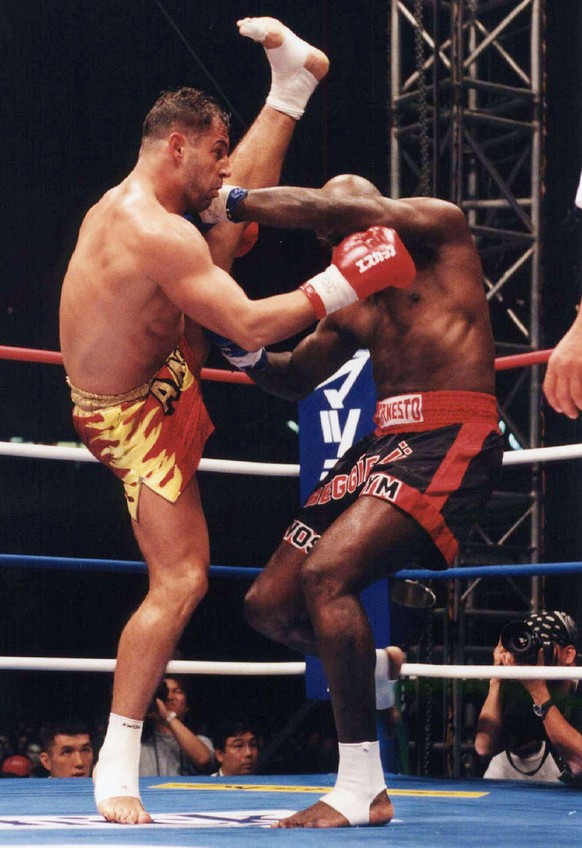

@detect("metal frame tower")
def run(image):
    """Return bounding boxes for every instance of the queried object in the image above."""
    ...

[390,0,544,776]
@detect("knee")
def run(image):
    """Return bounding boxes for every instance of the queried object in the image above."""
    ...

[244,584,269,634]
[244,585,288,642]
[177,567,209,611]
[300,559,343,603]
[151,563,209,617]
[185,568,209,608]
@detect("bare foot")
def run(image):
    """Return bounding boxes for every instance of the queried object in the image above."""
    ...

[97,796,152,825]
[237,16,330,81]
[274,790,394,828]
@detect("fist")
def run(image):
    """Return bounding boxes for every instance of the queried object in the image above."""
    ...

[332,226,416,298]
[300,225,416,319]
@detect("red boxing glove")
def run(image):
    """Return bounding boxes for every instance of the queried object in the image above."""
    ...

[299,226,416,319]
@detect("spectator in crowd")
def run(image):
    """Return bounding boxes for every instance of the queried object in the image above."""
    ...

[475,611,582,784]
[211,718,260,776]
[25,742,44,776]
[39,720,94,778]
[140,675,214,776]
[0,734,13,763]
[1,755,33,778]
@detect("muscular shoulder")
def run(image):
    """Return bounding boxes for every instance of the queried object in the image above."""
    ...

[394,197,470,243]
[135,209,213,283]
[92,181,212,276]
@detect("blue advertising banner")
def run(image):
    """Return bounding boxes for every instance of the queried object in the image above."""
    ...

[298,350,391,700]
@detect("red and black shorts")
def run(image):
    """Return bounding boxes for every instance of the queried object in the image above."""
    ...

[283,390,503,568]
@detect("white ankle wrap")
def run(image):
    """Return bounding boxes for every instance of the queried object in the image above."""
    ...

[321,741,386,826]
[375,648,397,710]
[239,20,318,119]
[266,63,319,120]
[94,713,143,805]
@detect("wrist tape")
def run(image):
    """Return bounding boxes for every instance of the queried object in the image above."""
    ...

[200,186,248,224]
[300,265,357,319]
[223,347,267,371]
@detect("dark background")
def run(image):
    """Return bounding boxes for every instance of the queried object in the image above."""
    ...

[0,1,581,743]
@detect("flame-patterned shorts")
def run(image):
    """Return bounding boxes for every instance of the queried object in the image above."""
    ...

[68,339,214,521]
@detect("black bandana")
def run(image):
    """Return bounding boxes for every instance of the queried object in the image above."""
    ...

[525,611,578,647]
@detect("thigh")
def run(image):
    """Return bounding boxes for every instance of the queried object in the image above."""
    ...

[303,495,432,595]
[131,476,210,582]
[249,540,309,619]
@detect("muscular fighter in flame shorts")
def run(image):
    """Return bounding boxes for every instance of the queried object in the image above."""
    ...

[68,339,214,521]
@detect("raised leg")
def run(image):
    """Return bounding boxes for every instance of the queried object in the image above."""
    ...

[206,16,329,270]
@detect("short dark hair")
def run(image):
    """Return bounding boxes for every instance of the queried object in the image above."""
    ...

[163,674,191,698]
[142,87,230,141]
[40,720,91,753]
[213,717,258,752]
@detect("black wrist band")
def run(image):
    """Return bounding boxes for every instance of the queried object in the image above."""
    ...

[226,187,249,222]
[532,698,554,718]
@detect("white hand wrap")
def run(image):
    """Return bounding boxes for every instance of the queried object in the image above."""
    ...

[300,264,358,319]
[576,169,582,209]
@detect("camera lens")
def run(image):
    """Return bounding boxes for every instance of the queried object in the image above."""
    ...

[500,621,543,664]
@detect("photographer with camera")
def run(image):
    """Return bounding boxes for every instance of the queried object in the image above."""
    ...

[475,611,582,784]
[139,676,214,776]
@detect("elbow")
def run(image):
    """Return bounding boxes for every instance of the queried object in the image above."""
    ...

[474,723,498,758]
[233,328,268,351]
[195,749,213,771]
[474,735,490,758]
[231,317,284,352]
[565,753,582,777]
[289,388,311,402]
[273,385,311,403]
[228,309,270,351]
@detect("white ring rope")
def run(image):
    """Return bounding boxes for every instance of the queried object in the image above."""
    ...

[502,443,582,466]
[2,656,581,680]
[0,657,306,676]
[402,663,582,681]
[0,441,299,478]
[2,439,582,472]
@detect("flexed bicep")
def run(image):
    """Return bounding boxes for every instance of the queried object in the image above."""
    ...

[146,221,315,351]
[148,228,255,338]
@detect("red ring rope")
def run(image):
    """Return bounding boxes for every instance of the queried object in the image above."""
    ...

[0,344,553,383]
[0,345,253,385]
[494,349,552,371]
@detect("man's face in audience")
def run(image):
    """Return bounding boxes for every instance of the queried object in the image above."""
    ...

[163,677,190,720]
[40,733,94,777]
[216,731,259,776]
